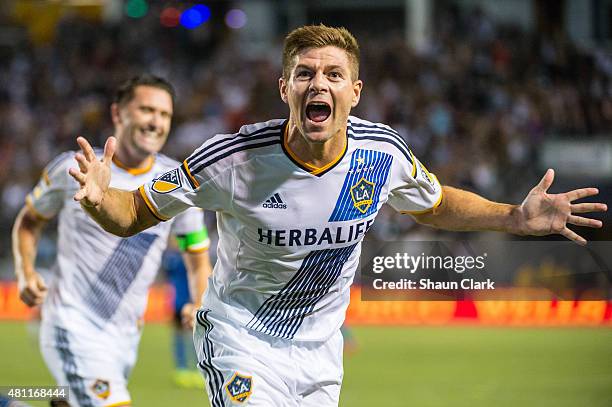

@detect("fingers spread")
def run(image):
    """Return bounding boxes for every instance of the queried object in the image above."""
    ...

[566,188,599,202]
[102,137,117,164]
[76,136,96,161]
[537,169,555,192]
[560,227,586,246]
[571,203,608,213]
[75,152,89,173]
[568,215,602,228]
[68,168,87,185]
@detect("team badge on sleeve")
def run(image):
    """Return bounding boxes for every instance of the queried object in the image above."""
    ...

[152,169,182,194]
[91,379,110,399]
[225,372,253,403]
[350,177,375,213]
[416,160,439,192]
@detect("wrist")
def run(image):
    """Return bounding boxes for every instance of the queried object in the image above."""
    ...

[507,204,525,235]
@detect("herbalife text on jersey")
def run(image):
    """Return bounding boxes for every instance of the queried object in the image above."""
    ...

[257,219,374,247]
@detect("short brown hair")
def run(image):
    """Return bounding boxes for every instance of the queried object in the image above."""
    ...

[114,74,175,107]
[282,24,360,81]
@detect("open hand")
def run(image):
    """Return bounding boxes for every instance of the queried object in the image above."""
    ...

[515,169,607,245]
[68,137,116,207]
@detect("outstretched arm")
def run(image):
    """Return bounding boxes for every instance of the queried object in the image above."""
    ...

[412,169,607,245]
[69,136,160,237]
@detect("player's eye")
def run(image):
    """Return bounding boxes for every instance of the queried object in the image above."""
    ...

[140,106,154,113]
[328,71,342,79]
[296,70,313,79]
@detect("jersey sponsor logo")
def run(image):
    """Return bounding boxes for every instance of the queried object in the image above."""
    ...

[152,168,181,194]
[257,219,374,247]
[350,177,375,213]
[91,379,110,399]
[225,372,253,403]
[262,192,287,209]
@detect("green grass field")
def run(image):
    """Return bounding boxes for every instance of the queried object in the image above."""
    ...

[1,322,611,406]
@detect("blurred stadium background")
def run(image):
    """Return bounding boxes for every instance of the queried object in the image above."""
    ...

[0,0,611,405]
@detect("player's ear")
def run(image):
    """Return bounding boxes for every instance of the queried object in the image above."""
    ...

[279,77,288,104]
[110,103,122,126]
[351,80,363,108]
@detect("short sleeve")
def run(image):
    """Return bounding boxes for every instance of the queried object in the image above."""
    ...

[26,152,74,219]
[139,138,233,221]
[386,151,443,214]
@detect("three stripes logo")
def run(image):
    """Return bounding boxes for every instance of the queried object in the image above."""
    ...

[262,193,287,209]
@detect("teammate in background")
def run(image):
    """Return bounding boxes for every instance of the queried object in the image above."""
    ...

[340,325,358,355]
[68,26,606,406]
[12,75,212,407]
[163,243,208,388]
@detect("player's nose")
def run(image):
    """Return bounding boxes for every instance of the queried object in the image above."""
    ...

[309,71,329,94]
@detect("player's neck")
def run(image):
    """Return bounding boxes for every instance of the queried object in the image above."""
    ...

[113,147,154,174]
[286,123,346,169]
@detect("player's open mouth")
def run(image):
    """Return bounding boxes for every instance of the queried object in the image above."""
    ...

[306,102,331,123]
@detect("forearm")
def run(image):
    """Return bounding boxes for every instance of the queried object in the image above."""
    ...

[81,188,152,237]
[12,207,45,279]
[183,252,212,307]
[413,186,521,233]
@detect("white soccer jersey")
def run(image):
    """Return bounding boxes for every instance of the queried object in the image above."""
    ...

[141,116,442,341]
[27,150,206,331]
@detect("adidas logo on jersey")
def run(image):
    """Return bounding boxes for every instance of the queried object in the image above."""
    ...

[262,193,287,209]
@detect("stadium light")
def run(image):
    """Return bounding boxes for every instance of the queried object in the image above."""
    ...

[225,9,247,29]
[180,4,211,30]
[124,0,148,19]
[160,7,181,28]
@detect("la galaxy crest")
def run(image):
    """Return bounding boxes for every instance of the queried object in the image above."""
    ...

[91,379,110,399]
[350,177,375,213]
[152,169,181,194]
[225,372,253,403]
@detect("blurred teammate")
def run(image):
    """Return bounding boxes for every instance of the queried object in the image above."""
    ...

[163,245,208,388]
[12,75,212,407]
[67,26,606,406]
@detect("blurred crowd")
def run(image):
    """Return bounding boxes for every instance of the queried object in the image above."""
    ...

[0,4,610,264]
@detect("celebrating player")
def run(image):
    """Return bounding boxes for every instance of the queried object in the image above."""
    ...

[12,75,212,407]
[68,26,606,406]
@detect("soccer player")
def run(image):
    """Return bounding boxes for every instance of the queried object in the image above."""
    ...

[67,26,606,406]
[12,75,212,407]
[163,246,207,388]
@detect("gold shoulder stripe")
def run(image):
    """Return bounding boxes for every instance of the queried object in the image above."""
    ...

[399,189,444,215]
[25,195,53,221]
[182,160,200,188]
[138,185,170,221]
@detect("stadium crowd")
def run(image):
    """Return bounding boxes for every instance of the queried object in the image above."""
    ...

[1,5,610,264]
